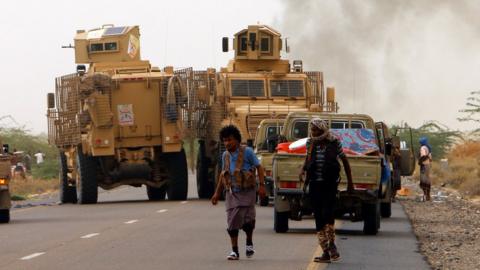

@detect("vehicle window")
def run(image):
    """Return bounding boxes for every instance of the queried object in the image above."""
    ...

[331,121,347,129]
[240,37,248,52]
[351,122,364,129]
[331,120,365,129]
[90,43,104,52]
[270,80,304,97]
[266,125,282,138]
[104,42,118,51]
[231,80,265,97]
[261,37,270,52]
[292,120,308,139]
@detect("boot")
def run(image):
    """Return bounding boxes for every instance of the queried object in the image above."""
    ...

[315,229,331,263]
[313,251,331,263]
[325,224,340,261]
[328,242,340,261]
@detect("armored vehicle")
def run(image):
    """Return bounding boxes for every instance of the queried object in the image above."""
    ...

[195,25,338,199]
[272,112,414,234]
[0,140,11,223]
[47,25,189,204]
[254,118,284,206]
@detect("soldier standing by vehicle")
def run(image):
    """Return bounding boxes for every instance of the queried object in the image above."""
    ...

[299,118,353,263]
[211,125,266,260]
[418,137,432,201]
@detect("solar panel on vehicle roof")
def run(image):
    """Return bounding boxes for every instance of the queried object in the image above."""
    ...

[103,27,126,36]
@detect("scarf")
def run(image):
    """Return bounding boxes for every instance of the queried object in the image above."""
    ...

[310,117,336,144]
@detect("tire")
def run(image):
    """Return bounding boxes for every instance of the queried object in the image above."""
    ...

[0,209,10,223]
[166,149,188,200]
[381,202,392,218]
[76,146,98,204]
[147,185,167,201]
[196,140,214,199]
[363,202,380,235]
[274,210,289,233]
[59,151,77,204]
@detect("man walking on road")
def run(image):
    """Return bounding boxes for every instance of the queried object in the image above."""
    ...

[299,118,354,263]
[211,125,266,261]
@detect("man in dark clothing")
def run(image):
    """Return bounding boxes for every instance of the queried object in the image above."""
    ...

[211,125,266,260]
[299,118,354,263]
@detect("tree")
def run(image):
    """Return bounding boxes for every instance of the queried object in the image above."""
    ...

[391,121,462,160]
[458,91,480,124]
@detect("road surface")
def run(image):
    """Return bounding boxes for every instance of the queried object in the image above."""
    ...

[0,173,430,270]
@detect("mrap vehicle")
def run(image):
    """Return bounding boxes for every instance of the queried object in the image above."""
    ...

[47,25,190,204]
[195,25,338,199]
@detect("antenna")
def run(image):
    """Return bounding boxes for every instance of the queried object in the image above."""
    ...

[61,44,75,49]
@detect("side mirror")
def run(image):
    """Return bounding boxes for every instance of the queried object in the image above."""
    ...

[222,37,228,52]
[47,93,55,109]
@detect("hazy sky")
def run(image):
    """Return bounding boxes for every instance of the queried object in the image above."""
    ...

[0,0,477,133]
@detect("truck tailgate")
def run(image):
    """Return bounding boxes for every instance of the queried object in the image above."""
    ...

[272,153,305,187]
[273,153,381,191]
[339,155,381,190]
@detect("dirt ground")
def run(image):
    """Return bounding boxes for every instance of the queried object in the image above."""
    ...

[399,178,480,270]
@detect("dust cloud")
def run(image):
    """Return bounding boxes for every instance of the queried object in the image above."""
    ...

[276,0,480,130]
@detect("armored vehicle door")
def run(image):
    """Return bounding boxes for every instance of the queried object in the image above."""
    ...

[393,128,416,176]
[375,122,392,158]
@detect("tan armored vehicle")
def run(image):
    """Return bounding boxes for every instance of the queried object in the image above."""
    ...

[272,112,415,234]
[0,140,11,223]
[195,25,338,199]
[47,25,189,204]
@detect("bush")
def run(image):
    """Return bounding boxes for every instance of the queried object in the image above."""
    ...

[31,159,59,180]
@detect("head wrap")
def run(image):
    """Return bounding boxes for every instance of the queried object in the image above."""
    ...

[419,136,432,153]
[310,117,335,142]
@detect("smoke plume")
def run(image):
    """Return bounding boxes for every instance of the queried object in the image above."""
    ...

[277,0,480,130]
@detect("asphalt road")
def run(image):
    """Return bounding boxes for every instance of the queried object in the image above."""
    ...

[0,173,430,270]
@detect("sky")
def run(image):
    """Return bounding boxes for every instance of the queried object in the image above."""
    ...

[0,0,477,134]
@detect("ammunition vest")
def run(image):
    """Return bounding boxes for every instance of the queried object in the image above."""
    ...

[219,146,256,191]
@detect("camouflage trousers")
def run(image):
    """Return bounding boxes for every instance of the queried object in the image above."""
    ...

[317,224,336,251]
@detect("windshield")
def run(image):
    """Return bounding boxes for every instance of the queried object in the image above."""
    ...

[270,80,304,97]
[231,80,265,97]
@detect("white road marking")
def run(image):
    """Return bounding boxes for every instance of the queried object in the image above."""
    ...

[124,219,139,224]
[20,252,45,260]
[81,233,100,239]
[180,201,188,204]
[157,209,168,213]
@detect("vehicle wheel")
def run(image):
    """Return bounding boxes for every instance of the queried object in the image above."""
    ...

[166,149,188,200]
[147,185,167,201]
[59,151,77,204]
[274,210,289,233]
[196,140,214,199]
[381,202,392,218]
[362,202,380,235]
[76,146,98,204]
[0,209,9,223]
[259,195,269,206]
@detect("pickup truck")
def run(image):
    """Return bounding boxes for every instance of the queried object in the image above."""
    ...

[254,119,284,206]
[272,112,414,235]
